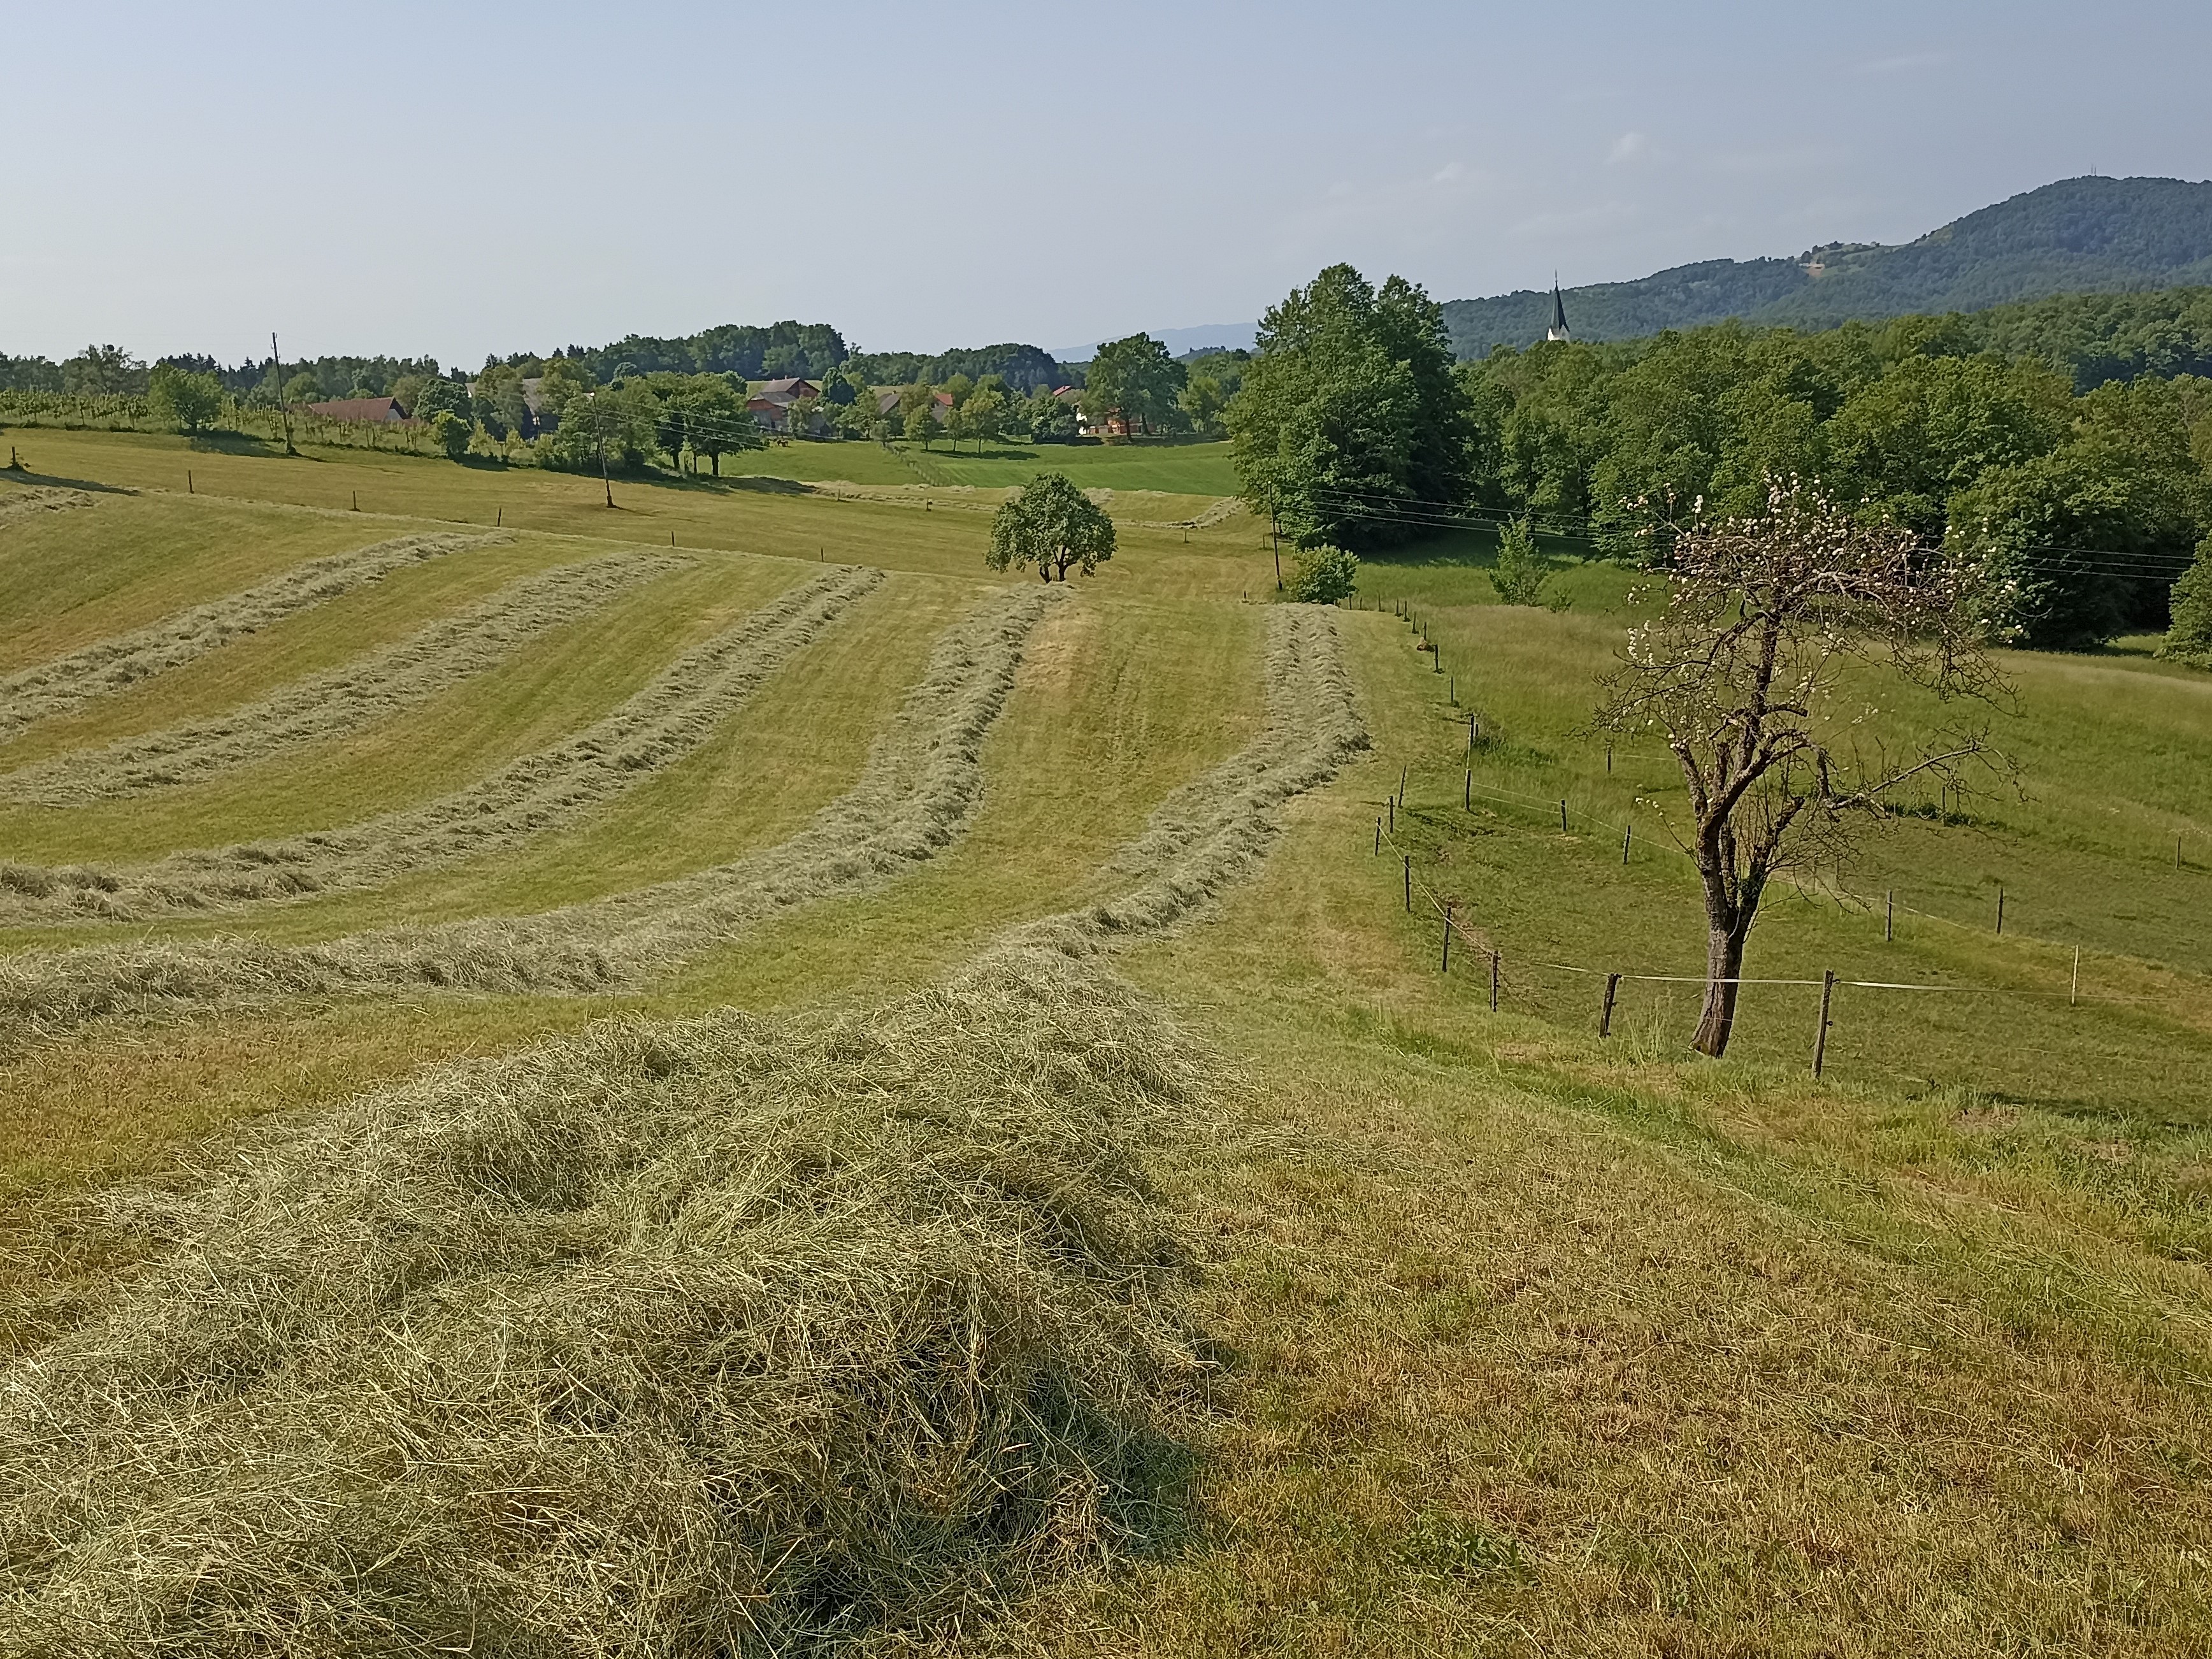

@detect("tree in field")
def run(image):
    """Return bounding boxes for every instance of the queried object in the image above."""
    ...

[1489,517,1553,606]
[963,385,1006,454]
[1597,482,2000,1058]
[428,410,471,461]
[904,400,940,450]
[987,472,1116,581]
[683,378,756,475]
[1082,334,1186,437]
[147,364,224,434]
[1227,264,1476,551]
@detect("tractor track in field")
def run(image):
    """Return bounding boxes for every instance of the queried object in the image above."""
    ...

[0,565,882,923]
[0,582,1055,1049]
[0,551,686,805]
[0,531,504,742]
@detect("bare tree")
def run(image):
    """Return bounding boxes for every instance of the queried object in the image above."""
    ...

[1597,482,2004,1058]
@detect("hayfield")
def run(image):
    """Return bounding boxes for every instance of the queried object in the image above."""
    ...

[2,434,2210,1656]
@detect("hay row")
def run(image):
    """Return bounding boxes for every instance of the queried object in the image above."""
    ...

[0,530,504,741]
[0,551,686,805]
[0,564,885,921]
[0,584,1056,1049]
[0,947,1203,1654]
[0,487,98,531]
[1016,602,1367,954]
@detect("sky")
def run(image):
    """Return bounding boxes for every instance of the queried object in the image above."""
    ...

[5,0,2209,371]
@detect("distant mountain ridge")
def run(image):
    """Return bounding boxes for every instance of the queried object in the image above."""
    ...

[1442,175,2212,358]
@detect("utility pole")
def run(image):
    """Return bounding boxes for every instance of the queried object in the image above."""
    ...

[271,332,296,455]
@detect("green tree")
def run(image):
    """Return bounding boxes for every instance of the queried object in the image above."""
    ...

[1023,387,1078,443]
[1227,264,1475,551]
[1082,333,1186,436]
[428,410,471,460]
[62,344,146,395]
[1489,517,1553,605]
[283,371,322,406]
[1284,543,1359,603]
[987,472,1116,581]
[904,400,940,449]
[683,378,756,475]
[1178,371,1228,436]
[1826,354,2071,536]
[147,364,224,434]
[2162,535,2212,664]
[411,376,471,423]
[963,385,1006,454]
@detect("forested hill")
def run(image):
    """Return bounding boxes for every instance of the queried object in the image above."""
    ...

[1444,175,2212,357]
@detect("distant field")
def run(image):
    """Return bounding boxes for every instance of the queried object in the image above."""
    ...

[712,432,1243,496]
[3,436,2210,1655]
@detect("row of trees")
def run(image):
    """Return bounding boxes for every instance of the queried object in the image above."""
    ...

[1228,264,2212,650]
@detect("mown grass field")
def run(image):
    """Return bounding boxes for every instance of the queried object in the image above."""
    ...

[3,433,2209,1655]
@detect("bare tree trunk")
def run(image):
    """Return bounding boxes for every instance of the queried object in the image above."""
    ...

[1692,918,1746,1056]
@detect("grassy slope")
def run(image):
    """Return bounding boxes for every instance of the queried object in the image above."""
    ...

[4,433,2211,1653]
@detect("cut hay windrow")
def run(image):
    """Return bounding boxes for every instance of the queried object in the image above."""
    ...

[0,584,1056,1048]
[1016,602,1367,954]
[0,487,98,531]
[0,550,686,805]
[0,530,502,741]
[0,949,1203,1655]
[0,564,884,921]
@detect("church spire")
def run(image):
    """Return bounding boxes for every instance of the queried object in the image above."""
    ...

[1546,273,1572,343]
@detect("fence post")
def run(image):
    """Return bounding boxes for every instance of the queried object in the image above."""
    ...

[1442,903,1453,972]
[1465,770,1471,810]
[1400,765,1407,804]
[1559,800,1569,834]
[187,470,192,494]
[1605,743,1612,773]
[1374,817,1381,856]
[1404,854,1412,912]
[1812,970,1836,1077]
[1621,824,1632,864]
[1490,951,1500,1012]
[1885,889,1893,942]
[2071,945,2080,1007]
[1995,886,2005,935]
[1388,796,1395,835]
[1600,972,1621,1037]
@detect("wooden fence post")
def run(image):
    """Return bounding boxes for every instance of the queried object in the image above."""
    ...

[1388,796,1395,835]
[1812,970,1836,1077]
[1442,903,1453,972]
[1621,824,1632,864]
[1885,889,1893,942]
[1600,972,1621,1037]
[1404,854,1412,912]
[1465,770,1471,810]
[1374,817,1381,856]
[1490,951,1500,1012]
[1995,886,2005,935]
[1559,800,1569,834]
[2071,945,2080,1007]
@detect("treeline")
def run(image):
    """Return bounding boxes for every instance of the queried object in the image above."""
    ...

[1231,264,2212,652]
[844,344,1070,394]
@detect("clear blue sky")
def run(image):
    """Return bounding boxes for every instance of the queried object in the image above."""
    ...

[5,0,2208,370]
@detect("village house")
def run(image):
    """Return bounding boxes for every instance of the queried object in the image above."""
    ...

[747,377,821,434]
[301,395,407,423]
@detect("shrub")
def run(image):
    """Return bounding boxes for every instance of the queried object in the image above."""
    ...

[146,364,224,434]
[1490,517,1553,606]
[1285,543,1359,604]
[2162,535,2212,665]
[429,411,470,461]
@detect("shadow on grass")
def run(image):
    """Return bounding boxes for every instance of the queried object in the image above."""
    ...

[0,467,135,494]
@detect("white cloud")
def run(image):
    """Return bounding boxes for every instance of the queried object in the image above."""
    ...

[1607,131,1651,165]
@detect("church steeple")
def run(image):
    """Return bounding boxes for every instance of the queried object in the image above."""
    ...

[1546,275,1572,343]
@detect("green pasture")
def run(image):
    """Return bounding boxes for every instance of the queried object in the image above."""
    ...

[3,431,2211,1653]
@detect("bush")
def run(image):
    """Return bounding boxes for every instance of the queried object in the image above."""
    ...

[1490,517,1555,606]
[1284,543,1359,604]
[147,364,224,434]
[428,411,470,461]
[2162,535,2212,665]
